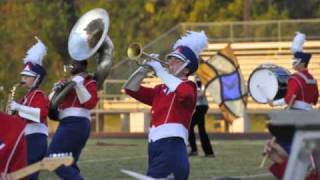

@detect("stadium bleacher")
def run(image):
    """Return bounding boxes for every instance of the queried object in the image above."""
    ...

[100,40,320,113]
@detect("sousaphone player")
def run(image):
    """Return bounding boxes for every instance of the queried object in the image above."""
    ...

[47,8,113,180]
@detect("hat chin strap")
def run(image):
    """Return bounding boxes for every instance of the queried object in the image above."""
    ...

[174,60,190,76]
[292,58,302,68]
[30,75,40,90]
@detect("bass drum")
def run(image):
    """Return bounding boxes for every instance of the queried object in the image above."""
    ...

[248,64,291,104]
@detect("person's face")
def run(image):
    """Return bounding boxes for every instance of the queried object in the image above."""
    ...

[292,59,305,71]
[167,56,189,77]
[21,75,35,88]
[70,60,86,75]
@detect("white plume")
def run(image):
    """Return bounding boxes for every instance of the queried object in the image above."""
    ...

[173,31,208,57]
[291,32,305,53]
[23,36,47,65]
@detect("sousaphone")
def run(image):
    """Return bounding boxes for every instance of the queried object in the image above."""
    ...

[49,8,113,120]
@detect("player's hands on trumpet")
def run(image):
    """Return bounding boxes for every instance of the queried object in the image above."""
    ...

[145,60,163,74]
[140,54,161,72]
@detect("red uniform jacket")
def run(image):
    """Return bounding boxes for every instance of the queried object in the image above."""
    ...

[17,89,49,136]
[57,76,98,120]
[285,70,319,109]
[58,76,98,110]
[19,89,49,125]
[125,81,197,144]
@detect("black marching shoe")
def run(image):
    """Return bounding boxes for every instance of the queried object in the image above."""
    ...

[204,151,216,158]
[188,151,198,156]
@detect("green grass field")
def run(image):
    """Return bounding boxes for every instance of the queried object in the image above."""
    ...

[40,139,276,180]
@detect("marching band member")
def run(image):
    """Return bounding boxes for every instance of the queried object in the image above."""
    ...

[47,36,112,180]
[266,32,319,179]
[263,140,320,180]
[269,32,319,111]
[124,31,208,179]
[46,59,98,180]
[7,37,49,180]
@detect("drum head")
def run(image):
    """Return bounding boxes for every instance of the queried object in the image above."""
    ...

[248,69,279,103]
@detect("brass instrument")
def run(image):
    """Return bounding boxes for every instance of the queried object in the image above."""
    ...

[49,8,113,120]
[6,83,20,115]
[127,43,169,67]
[68,8,110,61]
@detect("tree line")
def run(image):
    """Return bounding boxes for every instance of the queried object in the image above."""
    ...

[0,0,319,98]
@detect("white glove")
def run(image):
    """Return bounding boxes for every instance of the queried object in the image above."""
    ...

[122,66,148,92]
[10,101,21,111]
[149,53,159,59]
[72,76,91,104]
[72,75,85,86]
[146,60,182,92]
[9,101,40,122]
[145,60,164,73]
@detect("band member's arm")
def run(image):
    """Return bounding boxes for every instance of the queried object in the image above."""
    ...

[145,60,196,104]
[263,140,288,179]
[72,76,98,109]
[9,92,48,123]
[123,66,148,92]
[284,78,300,104]
[271,78,299,106]
[124,66,157,106]
[146,61,182,92]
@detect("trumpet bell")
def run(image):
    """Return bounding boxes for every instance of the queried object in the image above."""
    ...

[127,42,169,67]
[68,8,109,61]
[127,43,142,60]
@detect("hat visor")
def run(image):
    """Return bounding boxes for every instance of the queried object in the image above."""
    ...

[166,52,187,62]
[20,71,37,77]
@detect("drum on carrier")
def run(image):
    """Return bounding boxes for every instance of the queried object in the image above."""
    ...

[248,64,291,104]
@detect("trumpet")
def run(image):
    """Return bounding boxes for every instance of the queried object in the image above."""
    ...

[127,43,169,67]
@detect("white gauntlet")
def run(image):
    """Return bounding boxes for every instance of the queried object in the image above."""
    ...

[10,101,40,123]
[123,66,148,91]
[272,98,286,106]
[146,60,182,92]
[72,75,92,104]
[18,105,41,123]
[74,84,92,104]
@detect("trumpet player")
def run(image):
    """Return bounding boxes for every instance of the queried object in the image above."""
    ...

[124,31,208,179]
[7,37,49,180]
